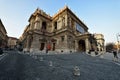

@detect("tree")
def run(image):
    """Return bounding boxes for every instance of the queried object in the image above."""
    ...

[106,43,114,52]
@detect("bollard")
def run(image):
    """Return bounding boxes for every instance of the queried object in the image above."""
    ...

[34,55,37,59]
[49,61,53,67]
[30,54,32,56]
[32,55,37,59]
[100,55,103,58]
[73,66,80,76]
[32,55,34,58]
[40,57,43,61]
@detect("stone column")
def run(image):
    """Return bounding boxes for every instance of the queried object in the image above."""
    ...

[30,34,40,52]
[30,19,34,30]
[62,17,65,27]
[85,38,90,52]
[34,15,41,30]
[75,40,78,52]
[34,21,40,30]
[66,35,69,47]
[65,15,67,26]
[25,36,30,52]
[64,35,68,52]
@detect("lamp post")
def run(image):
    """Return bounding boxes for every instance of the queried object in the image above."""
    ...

[116,33,120,53]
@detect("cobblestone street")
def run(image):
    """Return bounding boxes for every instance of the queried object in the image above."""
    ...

[101,52,120,60]
[100,52,120,66]
[0,51,120,80]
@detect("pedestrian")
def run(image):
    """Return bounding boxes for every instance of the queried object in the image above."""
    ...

[113,50,118,61]
[0,48,3,55]
[46,48,48,54]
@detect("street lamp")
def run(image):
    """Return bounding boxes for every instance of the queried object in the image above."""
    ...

[116,33,120,53]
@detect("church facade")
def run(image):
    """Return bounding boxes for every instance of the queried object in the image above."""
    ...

[20,6,100,53]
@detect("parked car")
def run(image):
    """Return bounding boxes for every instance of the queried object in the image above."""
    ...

[0,48,3,55]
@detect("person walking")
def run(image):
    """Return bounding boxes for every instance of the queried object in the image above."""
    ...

[113,50,118,61]
[0,48,3,55]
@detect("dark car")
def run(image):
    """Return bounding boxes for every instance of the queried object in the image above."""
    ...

[0,48,3,55]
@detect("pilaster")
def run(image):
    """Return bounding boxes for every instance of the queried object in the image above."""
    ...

[30,34,40,52]
[85,38,90,52]
[75,40,78,52]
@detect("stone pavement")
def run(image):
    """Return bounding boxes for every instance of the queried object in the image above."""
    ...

[99,52,120,66]
[0,51,120,80]
[20,52,120,80]
[0,53,7,61]
[99,52,120,62]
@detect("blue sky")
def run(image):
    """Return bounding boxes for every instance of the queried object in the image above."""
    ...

[0,0,120,44]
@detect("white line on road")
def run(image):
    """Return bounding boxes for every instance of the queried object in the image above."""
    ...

[0,53,7,61]
[114,61,120,66]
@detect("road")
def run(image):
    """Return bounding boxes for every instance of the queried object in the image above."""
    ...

[0,51,42,80]
[100,52,120,61]
[0,51,120,80]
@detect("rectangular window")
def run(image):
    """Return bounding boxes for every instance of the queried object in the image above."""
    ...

[61,36,64,42]
[40,43,45,50]
[54,22,57,30]
[76,23,85,33]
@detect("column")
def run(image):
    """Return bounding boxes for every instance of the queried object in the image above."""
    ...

[75,40,78,52]
[34,16,41,30]
[85,38,90,52]
[30,20,34,30]
[34,21,40,30]
[30,34,40,52]
[65,15,67,26]
[25,36,30,52]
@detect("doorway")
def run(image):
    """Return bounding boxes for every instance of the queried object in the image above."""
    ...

[78,40,86,51]
[52,43,55,51]
[40,43,45,50]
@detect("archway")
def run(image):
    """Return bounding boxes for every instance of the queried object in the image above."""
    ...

[52,43,55,51]
[40,43,45,50]
[78,40,86,51]
[51,38,57,51]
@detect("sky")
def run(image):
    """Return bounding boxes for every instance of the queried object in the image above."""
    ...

[0,0,120,44]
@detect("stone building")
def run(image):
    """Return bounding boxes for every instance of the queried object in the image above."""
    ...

[0,19,8,48]
[7,37,18,49]
[20,6,98,53]
[93,34,105,52]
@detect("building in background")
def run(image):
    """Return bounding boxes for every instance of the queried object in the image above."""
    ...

[7,37,18,49]
[93,34,105,52]
[20,6,103,54]
[114,42,120,52]
[0,19,8,48]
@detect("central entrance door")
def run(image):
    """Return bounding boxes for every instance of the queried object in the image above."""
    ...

[52,43,55,51]
[78,40,86,51]
[40,43,45,50]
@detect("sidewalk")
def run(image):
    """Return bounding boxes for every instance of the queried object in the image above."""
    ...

[100,52,120,65]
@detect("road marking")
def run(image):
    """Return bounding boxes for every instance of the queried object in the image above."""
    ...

[114,61,120,66]
[115,62,120,66]
[0,53,7,61]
